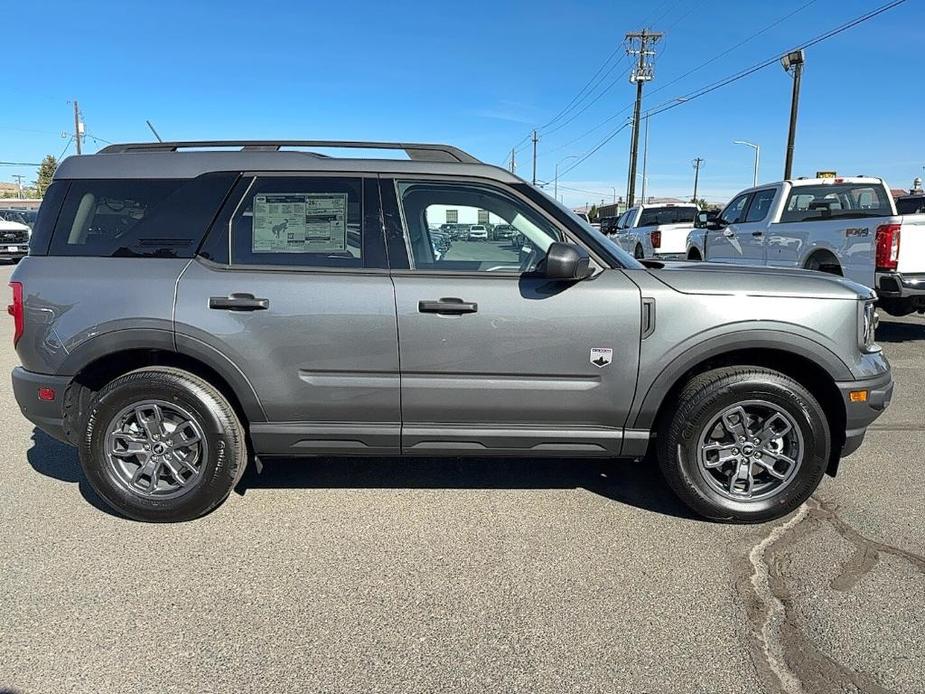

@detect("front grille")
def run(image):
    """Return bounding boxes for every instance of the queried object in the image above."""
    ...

[0,229,28,244]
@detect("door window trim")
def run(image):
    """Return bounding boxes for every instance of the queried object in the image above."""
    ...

[383,174,605,277]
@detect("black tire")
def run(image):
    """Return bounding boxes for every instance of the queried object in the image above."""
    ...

[79,367,247,522]
[657,367,830,523]
[634,245,645,259]
[687,249,702,261]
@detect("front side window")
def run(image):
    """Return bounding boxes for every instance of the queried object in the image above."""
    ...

[780,183,892,223]
[397,181,562,273]
[230,177,371,268]
[720,193,752,225]
[744,189,776,223]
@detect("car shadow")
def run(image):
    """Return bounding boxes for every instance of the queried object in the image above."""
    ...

[237,455,699,521]
[876,318,925,343]
[24,428,697,522]
[24,429,120,517]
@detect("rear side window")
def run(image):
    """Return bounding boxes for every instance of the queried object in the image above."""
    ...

[780,183,892,223]
[744,189,776,223]
[48,174,236,257]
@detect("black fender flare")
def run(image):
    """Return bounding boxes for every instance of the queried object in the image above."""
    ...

[59,328,266,423]
[630,328,851,430]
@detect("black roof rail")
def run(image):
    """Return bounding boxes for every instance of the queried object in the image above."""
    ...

[97,140,481,164]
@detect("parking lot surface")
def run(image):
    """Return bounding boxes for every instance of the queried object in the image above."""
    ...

[1,263,922,694]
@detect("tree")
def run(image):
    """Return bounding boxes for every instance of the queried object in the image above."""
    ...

[589,204,598,221]
[36,155,58,198]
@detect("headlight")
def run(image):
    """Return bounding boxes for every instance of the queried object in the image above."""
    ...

[859,299,880,353]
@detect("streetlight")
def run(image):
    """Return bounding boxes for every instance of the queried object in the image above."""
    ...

[554,155,579,199]
[781,49,805,180]
[733,140,761,187]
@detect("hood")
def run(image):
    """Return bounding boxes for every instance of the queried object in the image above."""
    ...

[0,220,29,232]
[643,261,873,300]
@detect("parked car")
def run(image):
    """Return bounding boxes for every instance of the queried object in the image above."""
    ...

[10,139,891,523]
[493,224,516,240]
[467,225,489,241]
[0,209,38,229]
[0,219,30,263]
[895,194,925,215]
[693,177,925,316]
[611,203,699,260]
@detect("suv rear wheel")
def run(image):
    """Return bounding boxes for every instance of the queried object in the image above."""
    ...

[657,366,829,523]
[78,368,247,522]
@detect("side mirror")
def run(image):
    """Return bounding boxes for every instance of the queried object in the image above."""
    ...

[696,211,709,225]
[542,242,593,280]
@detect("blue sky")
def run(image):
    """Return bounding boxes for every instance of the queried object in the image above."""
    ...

[2,0,922,206]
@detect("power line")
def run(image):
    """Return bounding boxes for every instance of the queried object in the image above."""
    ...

[0,161,42,167]
[553,0,907,178]
[646,0,822,101]
[536,45,625,133]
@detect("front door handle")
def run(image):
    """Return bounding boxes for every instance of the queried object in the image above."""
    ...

[723,229,735,238]
[418,298,478,314]
[752,231,764,237]
[209,293,270,311]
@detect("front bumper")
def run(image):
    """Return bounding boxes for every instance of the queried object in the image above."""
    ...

[11,367,72,443]
[0,245,28,260]
[875,271,925,298]
[836,370,893,458]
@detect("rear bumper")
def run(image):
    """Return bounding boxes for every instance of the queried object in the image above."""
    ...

[836,370,893,458]
[875,271,925,298]
[11,367,72,443]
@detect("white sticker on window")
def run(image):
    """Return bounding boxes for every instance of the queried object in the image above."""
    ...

[252,193,348,253]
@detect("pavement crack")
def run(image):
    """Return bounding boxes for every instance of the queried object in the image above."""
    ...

[813,498,925,591]
[738,499,903,694]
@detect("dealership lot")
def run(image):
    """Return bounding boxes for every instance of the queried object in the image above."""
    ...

[0,263,922,694]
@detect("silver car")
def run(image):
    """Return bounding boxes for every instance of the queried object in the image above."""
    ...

[10,140,892,523]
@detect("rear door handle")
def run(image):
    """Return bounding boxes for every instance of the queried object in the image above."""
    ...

[209,293,270,311]
[418,298,478,314]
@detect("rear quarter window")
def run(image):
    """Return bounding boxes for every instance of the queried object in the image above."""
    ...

[47,173,237,258]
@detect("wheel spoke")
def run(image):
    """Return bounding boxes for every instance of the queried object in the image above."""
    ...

[167,421,200,448]
[135,404,165,440]
[728,459,755,496]
[756,412,792,447]
[721,406,752,440]
[756,450,798,479]
[131,458,160,493]
[109,432,148,459]
[701,442,740,468]
[161,456,189,486]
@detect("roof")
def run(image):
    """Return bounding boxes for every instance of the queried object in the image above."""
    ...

[54,140,520,183]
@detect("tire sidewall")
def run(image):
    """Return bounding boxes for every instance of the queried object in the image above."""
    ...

[79,371,242,522]
[671,376,829,521]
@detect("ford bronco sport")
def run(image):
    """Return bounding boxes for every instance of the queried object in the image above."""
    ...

[9,140,892,523]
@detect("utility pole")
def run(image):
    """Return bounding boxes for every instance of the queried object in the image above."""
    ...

[625,29,662,208]
[640,112,650,203]
[510,147,516,174]
[72,100,83,155]
[781,50,805,180]
[11,175,25,198]
[692,157,704,203]
[531,129,538,186]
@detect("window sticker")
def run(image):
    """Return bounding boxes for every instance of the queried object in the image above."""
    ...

[252,193,348,253]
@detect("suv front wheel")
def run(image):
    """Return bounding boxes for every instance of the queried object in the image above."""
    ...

[79,368,247,522]
[657,366,830,523]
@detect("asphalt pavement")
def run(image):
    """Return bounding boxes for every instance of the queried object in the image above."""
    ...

[0,263,922,694]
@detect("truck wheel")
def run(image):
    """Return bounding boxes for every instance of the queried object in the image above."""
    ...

[634,245,645,259]
[78,367,247,522]
[687,249,702,261]
[657,366,829,523]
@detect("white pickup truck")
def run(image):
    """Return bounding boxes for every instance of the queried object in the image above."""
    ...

[687,176,925,316]
[610,202,698,260]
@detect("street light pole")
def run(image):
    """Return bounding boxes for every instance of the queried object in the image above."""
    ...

[781,49,805,180]
[554,155,579,199]
[733,140,760,187]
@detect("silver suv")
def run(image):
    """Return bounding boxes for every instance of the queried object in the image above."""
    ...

[9,140,892,523]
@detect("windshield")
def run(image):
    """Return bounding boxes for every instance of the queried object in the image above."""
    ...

[529,187,644,269]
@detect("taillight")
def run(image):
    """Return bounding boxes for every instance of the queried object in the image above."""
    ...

[650,230,662,249]
[875,224,901,271]
[8,281,23,345]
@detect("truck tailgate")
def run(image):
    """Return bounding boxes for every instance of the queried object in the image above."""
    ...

[898,214,925,274]
[655,223,694,254]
